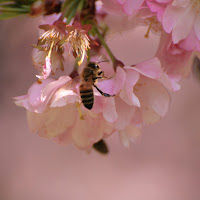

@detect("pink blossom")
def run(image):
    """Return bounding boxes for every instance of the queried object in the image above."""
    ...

[33,20,67,79]
[120,58,171,124]
[97,57,171,143]
[179,30,200,52]
[14,74,116,149]
[15,56,171,149]
[155,32,192,90]
[102,0,145,16]
[65,22,93,65]
[14,76,72,113]
[147,0,200,44]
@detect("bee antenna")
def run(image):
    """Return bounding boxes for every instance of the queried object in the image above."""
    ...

[97,60,109,64]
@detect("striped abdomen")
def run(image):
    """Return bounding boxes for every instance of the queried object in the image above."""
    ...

[79,83,94,110]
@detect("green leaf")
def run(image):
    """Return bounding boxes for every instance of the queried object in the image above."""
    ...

[61,0,73,11]
[63,0,79,19]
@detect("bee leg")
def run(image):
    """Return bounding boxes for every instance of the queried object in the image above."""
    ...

[93,84,114,97]
[93,139,109,154]
[76,102,85,120]
[92,77,103,81]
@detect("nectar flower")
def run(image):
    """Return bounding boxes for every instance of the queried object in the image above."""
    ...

[14,75,115,150]
[33,21,67,79]
[65,22,92,66]
[155,32,192,91]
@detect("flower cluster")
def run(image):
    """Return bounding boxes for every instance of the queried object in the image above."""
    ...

[13,0,198,153]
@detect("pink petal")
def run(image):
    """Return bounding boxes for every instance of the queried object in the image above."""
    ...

[93,96,118,123]
[28,79,54,107]
[119,125,141,147]
[179,30,200,51]
[41,76,72,102]
[119,69,140,106]
[194,15,200,41]
[14,95,31,110]
[146,1,165,22]
[14,78,55,113]
[117,0,126,4]
[50,89,80,107]
[134,77,171,124]
[114,97,136,130]
[171,0,190,7]
[123,0,144,15]
[101,0,126,16]
[171,7,195,43]
[27,104,77,138]
[36,57,51,80]
[126,57,162,79]
[71,115,112,149]
[162,5,183,34]
[168,75,181,91]
[102,98,118,123]
[97,66,126,95]
[156,0,172,3]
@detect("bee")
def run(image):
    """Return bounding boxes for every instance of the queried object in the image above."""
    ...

[79,61,114,110]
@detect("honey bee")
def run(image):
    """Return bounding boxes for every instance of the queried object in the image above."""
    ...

[79,61,114,109]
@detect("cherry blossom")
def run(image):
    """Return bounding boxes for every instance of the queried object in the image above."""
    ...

[147,0,200,45]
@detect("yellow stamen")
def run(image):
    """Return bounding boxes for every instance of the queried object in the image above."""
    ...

[76,102,84,120]
[145,19,153,38]
[48,41,55,58]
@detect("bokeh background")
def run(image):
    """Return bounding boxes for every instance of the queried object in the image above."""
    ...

[1,16,200,200]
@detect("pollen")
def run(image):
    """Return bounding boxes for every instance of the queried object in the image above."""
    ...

[192,0,200,13]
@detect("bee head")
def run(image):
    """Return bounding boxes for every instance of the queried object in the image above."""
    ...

[88,62,100,69]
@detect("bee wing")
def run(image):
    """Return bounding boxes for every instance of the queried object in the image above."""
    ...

[63,75,81,91]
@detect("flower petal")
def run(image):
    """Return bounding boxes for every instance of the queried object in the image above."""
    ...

[14,78,55,113]
[93,96,118,123]
[119,69,140,106]
[28,79,54,107]
[171,6,195,43]
[36,56,51,80]
[71,115,113,149]
[125,57,162,79]
[41,76,72,102]
[114,97,136,130]
[97,66,126,95]
[123,0,144,15]
[51,88,80,108]
[134,77,171,124]
[194,15,200,41]
[119,125,141,147]
[27,104,77,138]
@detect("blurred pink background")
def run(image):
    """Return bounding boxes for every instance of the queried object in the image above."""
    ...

[1,17,200,200]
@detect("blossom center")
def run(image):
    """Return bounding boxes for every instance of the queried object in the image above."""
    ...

[134,80,146,91]
[67,29,90,65]
[144,16,163,38]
